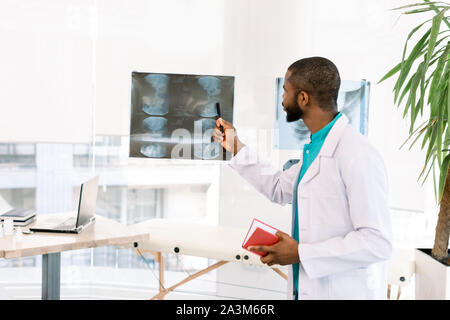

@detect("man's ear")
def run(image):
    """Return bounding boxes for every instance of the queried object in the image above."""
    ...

[297,90,309,107]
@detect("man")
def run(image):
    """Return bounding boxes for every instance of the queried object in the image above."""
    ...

[213,57,392,300]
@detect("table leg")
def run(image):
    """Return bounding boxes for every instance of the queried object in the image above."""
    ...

[42,253,61,300]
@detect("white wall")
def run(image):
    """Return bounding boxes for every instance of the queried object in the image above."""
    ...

[94,0,227,136]
[0,0,94,144]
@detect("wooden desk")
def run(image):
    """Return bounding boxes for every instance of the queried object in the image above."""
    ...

[0,213,149,300]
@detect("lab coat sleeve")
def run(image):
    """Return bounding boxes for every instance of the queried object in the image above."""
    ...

[298,151,393,279]
[228,145,300,206]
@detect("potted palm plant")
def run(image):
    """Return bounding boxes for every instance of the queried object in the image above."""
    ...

[379,0,449,299]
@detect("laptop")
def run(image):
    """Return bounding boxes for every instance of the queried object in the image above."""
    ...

[30,176,99,234]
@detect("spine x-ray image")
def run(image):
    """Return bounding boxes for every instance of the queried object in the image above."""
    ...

[130,72,235,160]
[274,78,370,150]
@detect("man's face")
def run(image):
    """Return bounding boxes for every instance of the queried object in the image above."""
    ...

[282,71,303,123]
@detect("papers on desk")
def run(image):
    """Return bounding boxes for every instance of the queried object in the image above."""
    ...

[0,208,36,226]
[242,218,280,257]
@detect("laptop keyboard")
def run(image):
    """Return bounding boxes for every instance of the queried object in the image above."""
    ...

[55,217,76,229]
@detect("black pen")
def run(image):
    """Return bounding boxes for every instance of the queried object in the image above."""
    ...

[215,102,226,160]
[215,102,223,133]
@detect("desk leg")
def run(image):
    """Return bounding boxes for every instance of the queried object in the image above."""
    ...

[42,253,61,300]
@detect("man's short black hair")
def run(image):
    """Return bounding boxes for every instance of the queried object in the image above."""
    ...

[288,57,340,110]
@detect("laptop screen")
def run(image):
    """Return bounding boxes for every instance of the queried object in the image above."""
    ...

[76,176,99,227]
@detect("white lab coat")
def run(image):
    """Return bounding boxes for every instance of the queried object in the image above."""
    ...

[229,114,392,300]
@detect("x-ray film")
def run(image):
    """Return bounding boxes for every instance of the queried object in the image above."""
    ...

[274,79,370,150]
[130,72,235,160]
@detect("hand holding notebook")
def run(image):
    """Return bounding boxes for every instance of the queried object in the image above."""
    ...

[242,218,300,266]
[242,218,280,257]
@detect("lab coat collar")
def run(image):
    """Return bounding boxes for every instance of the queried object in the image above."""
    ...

[299,114,349,185]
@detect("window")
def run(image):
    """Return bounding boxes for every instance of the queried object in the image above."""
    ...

[0,137,220,299]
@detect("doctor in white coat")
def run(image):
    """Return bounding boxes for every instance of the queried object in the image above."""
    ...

[213,57,392,300]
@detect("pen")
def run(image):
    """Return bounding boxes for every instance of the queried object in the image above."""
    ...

[215,102,226,160]
[215,102,223,133]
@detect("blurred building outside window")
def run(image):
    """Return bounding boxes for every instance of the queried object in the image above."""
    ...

[0,136,221,299]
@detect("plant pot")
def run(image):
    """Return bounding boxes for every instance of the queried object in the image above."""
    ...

[415,248,450,300]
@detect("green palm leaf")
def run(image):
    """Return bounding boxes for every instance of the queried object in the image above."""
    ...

[381,1,450,202]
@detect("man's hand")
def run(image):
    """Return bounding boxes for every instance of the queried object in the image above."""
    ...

[248,231,300,266]
[213,118,245,156]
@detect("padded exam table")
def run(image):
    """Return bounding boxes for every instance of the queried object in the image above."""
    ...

[129,219,288,300]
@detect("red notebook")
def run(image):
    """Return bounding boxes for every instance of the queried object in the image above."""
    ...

[242,219,280,257]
